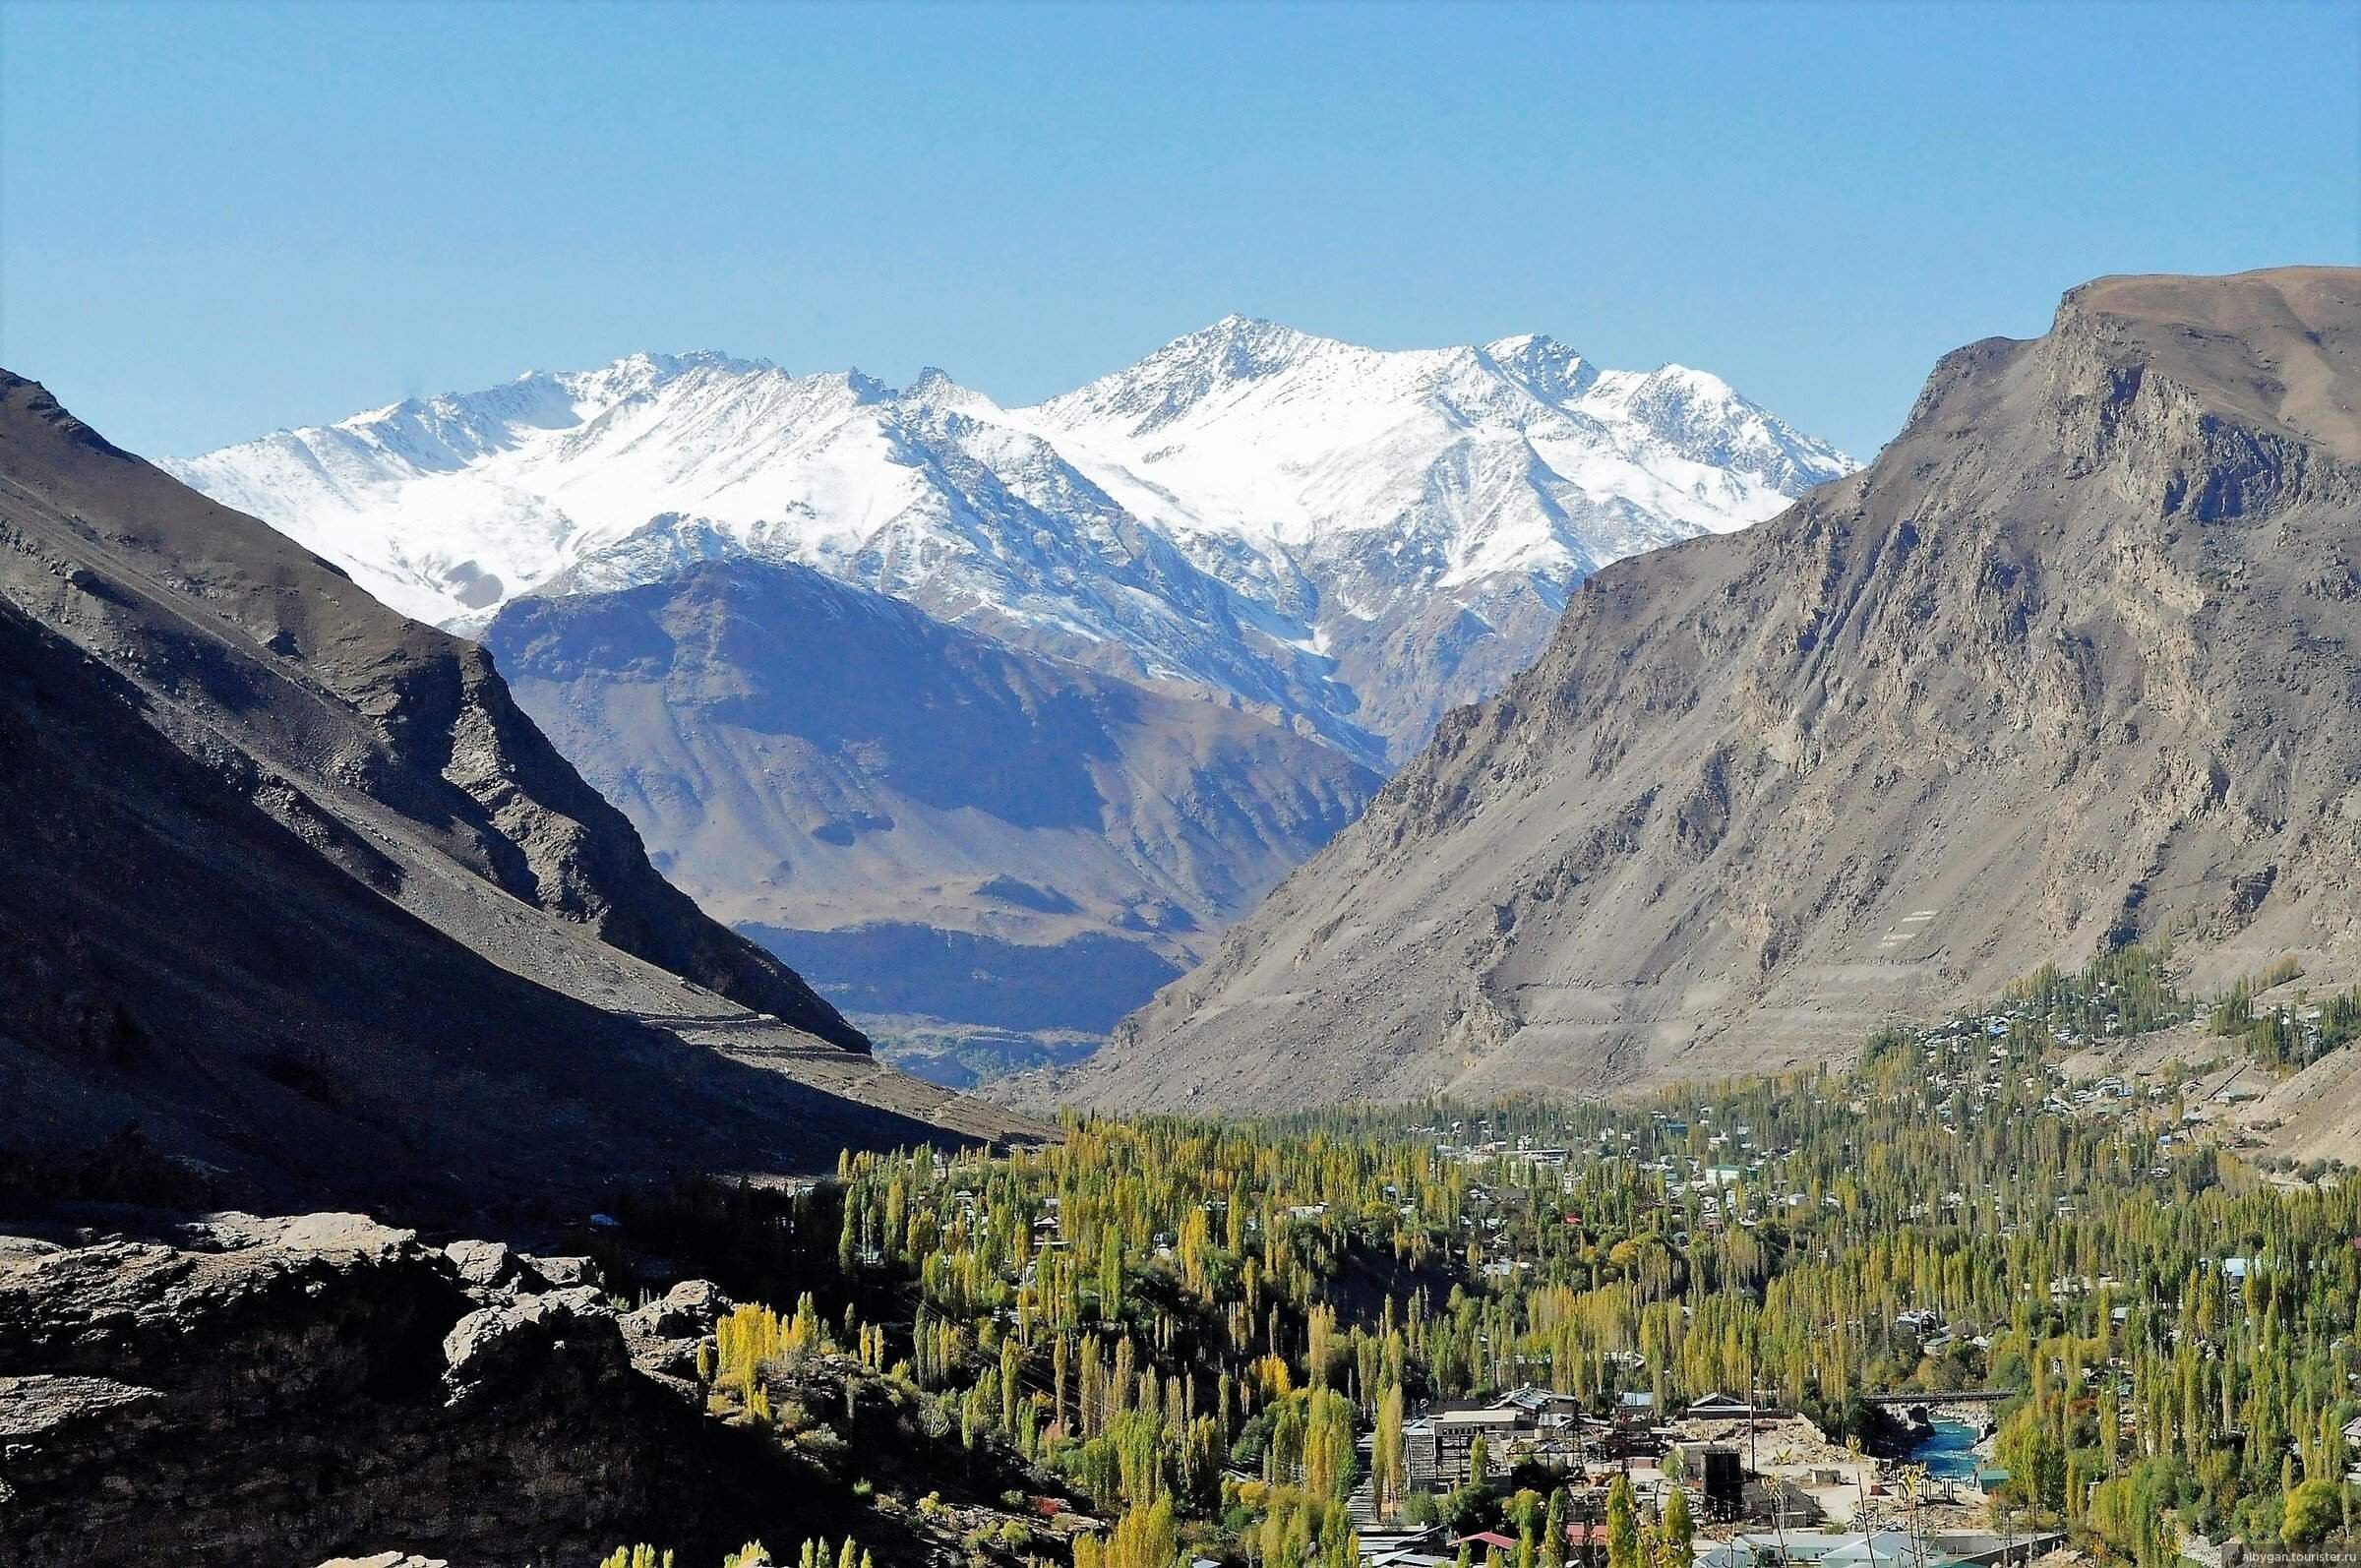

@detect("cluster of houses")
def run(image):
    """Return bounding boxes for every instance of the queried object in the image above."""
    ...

[1369,1387,1834,1527]
[1344,1527,2063,1568]
[1333,1372,2060,1568]
[1426,1038,2221,1251]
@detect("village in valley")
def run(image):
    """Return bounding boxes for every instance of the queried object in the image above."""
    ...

[559,944,2361,1568]
[1226,946,2361,1568]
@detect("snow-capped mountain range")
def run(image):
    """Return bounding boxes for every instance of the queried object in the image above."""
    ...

[168,319,1852,765]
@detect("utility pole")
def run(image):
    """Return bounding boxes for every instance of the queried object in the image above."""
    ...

[1749,1336,1760,1478]
[1900,1465,1929,1568]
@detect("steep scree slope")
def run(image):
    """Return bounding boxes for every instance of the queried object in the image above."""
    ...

[1053,269,2361,1112]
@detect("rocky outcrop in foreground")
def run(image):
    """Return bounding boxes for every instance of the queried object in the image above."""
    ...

[0,1213,751,1567]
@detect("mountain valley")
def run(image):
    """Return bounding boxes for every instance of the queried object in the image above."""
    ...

[6,271,2361,1568]
[484,558,1379,1082]
[13,5,2361,1561]
[165,320,1848,1074]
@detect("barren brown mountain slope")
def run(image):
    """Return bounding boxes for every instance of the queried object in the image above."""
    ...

[0,373,1046,1216]
[487,558,1378,1067]
[1053,268,2361,1113]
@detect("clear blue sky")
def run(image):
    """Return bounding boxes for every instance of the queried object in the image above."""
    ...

[3,0,2355,460]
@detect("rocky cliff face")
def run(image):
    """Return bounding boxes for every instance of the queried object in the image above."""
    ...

[0,370,860,1046]
[1058,268,2361,1112]
[0,372,1053,1215]
[0,1213,1067,1568]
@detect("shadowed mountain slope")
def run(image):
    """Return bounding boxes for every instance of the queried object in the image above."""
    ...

[0,372,1045,1217]
[1051,268,2361,1113]
[0,372,858,1046]
[486,558,1379,1073]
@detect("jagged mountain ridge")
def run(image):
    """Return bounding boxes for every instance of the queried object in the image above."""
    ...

[1045,268,2361,1114]
[484,557,1380,1076]
[168,322,1852,766]
[0,371,1045,1215]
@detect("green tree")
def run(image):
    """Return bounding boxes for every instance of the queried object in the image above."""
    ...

[2284,1478,2343,1544]
[1542,1487,1568,1568]
[1605,1475,1640,1568]
[1376,1381,1408,1516]
[1661,1488,1694,1568]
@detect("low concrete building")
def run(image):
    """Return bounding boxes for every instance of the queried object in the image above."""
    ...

[1428,1405,1530,1485]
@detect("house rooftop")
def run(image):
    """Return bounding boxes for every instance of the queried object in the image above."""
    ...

[1433,1407,1529,1426]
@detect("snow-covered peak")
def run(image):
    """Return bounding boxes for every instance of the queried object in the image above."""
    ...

[1588,362,1745,418]
[1033,316,1345,436]
[1581,364,1852,491]
[169,321,1855,763]
[1175,314,1330,376]
[1015,321,1852,571]
[1480,332,1600,407]
[312,351,788,468]
[323,378,579,473]
[552,349,776,406]
[1083,316,1326,383]
[897,366,1002,417]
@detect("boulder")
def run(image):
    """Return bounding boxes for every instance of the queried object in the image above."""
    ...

[185,1210,417,1261]
[621,1277,735,1386]
[443,1237,525,1292]
[520,1252,602,1290]
[442,1286,618,1409]
[622,1277,733,1343]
